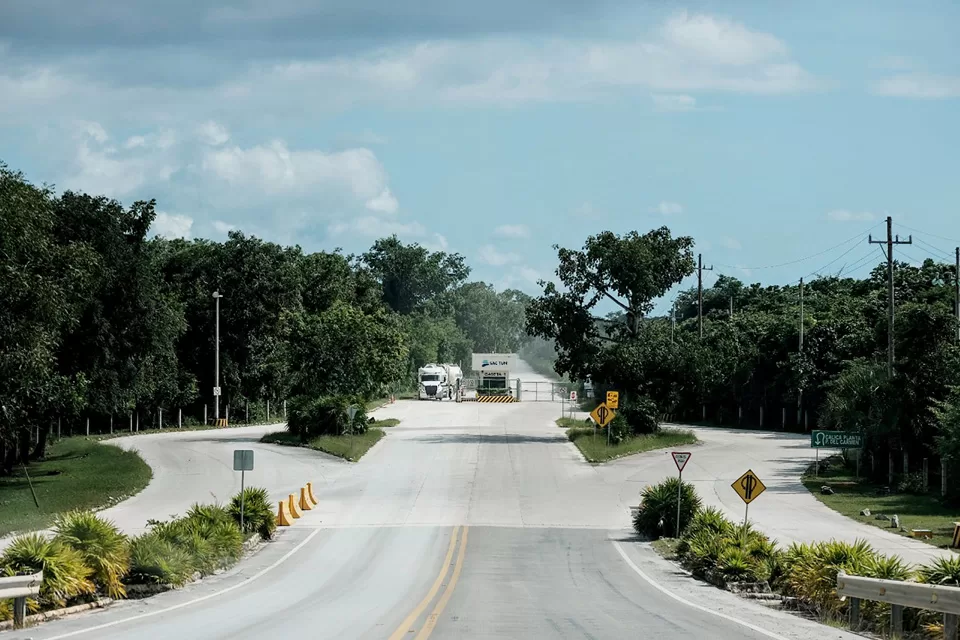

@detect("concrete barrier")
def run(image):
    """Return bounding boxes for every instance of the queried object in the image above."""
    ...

[287,494,301,519]
[298,487,313,511]
[276,500,293,526]
[306,482,319,506]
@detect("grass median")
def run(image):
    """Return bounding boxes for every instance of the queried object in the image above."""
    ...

[261,428,386,462]
[803,456,960,549]
[0,437,152,537]
[561,420,698,463]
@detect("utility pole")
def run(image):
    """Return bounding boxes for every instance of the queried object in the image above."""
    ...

[955,247,959,344]
[798,278,804,352]
[213,291,224,423]
[729,296,734,319]
[798,277,804,425]
[868,216,911,376]
[697,253,713,339]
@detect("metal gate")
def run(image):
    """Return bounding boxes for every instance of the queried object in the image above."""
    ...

[518,381,576,402]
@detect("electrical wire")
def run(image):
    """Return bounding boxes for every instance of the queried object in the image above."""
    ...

[712,221,882,271]
[896,223,960,246]
[914,237,954,261]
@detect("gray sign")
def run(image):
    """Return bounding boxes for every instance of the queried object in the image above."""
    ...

[811,430,863,449]
[233,449,254,471]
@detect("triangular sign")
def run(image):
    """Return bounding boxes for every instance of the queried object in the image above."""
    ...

[672,451,691,472]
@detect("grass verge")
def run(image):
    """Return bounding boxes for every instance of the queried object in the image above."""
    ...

[563,424,697,463]
[371,418,400,428]
[0,437,152,537]
[260,429,385,462]
[802,456,960,549]
[651,537,680,560]
[90,421,279,442]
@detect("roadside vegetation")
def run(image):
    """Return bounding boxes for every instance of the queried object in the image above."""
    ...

[261,430,385,462]
[526,228,960,507]
[804,454,960,549]
[0,486,275,623]
[638,478,960,637]
[565,422,696,463]
[0,437,151,537]
[260,396,388,461]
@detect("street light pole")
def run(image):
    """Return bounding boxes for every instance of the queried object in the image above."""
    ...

[213,291,223,423]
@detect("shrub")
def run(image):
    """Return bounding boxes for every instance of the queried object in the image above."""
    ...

[684,507,735,539]
[918,555,960,586]
[150,506,244,577]
[127,532,195,587]
[229,487,276,540]
[607,413,631,445]
[1,533,96,607]
[633,478,701,539]
[287,395,368,441]
[896,472,926,495]
[619,396,660,435]
[718,547,759,582]
[783,539,876,616]
[53,510,130,599]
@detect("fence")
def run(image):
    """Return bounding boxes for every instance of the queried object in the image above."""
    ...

[35,399,288,441]
[837,571,960,638]
[0,571,42,629]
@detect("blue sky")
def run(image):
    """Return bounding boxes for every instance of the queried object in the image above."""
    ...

[2,1,959,314]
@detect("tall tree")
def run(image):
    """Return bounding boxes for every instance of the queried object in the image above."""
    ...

[362,236,470,314]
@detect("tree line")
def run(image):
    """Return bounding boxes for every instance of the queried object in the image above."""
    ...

[0,163,532,473]
[528,227,960,492]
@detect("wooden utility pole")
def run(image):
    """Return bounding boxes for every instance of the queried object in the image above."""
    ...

[868,216,912,376]
[697,253,713,339]
[799,278,804,351]
[729,296,734,318]
[797,277,804,425]
[671,300,676,344]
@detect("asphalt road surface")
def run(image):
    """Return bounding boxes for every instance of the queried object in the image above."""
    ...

[14,361,888,639]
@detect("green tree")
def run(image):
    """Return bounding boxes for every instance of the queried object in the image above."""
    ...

[362,236,470,314]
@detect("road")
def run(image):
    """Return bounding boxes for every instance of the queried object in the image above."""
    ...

[14,360,878,639]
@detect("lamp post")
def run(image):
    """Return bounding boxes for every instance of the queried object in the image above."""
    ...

[213,291,223,423]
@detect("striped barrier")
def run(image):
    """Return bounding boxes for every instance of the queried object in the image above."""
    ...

[476,395,518,403]
[215,418,228,427]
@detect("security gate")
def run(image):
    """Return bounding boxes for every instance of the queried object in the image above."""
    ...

[518,381,576,402]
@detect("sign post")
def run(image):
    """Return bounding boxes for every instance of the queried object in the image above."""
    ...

[590,403,616,446]
[731,469,766,532]
[671,452,691,538]
[811,430,863,478]
[606,391,619,409]
[233,450,254,530]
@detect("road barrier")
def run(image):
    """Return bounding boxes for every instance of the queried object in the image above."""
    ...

[276,483,319,527]
[276,500,293,526]
[299,487,313,511]
[0,571,43,629]
[287,494,301,519]
[837,571,960,638]
[307,482,319,505]
[476,395,517,403]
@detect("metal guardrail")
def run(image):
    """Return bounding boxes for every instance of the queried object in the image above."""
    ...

[0,571,43,629]
[837,571,960,638]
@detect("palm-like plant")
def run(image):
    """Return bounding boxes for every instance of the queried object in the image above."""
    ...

[54,510,130,599]
[229,487,276,540]
[633,478,701,539]
[127,532,195,587]
[1,533,96,607]
[918,555,960,586]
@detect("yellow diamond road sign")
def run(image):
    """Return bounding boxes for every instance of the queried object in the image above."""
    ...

[590,402,616,428]
[606,391,619,409]
[732,469,766,504]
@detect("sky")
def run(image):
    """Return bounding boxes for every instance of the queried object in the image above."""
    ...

[2,1,959,314]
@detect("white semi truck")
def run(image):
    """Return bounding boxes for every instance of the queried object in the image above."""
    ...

[417,363,463,400]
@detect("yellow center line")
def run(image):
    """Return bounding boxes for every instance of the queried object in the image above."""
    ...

[388,526,461,640]
[415,526,469,640]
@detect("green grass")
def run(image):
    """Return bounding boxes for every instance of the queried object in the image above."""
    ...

[651,537,680,559]
[90,421,274,442]
[371,418,400,428]
[563,424,698,463]
[557,417,587,429]
[260,429,386,462]
[803,457,960,549]
[0,437,152,537]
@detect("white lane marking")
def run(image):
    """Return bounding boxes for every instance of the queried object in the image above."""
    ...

[46,529,321,640]
[612,541,790,640]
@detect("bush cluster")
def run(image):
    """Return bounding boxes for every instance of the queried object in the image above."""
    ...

[287,395,368,441]
[639,477,960,636]
[0,486,275,621]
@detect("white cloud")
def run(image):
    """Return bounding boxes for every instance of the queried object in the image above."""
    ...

[652,94,697,112]
[365,188,399,214]
[212,220,235,234]
[827,209,876,222]
[328,215,425,239]
[151,212,193,239]
[651,201,683,215]
[79,121,108,144]
[198,120,230,146]
[477,244,520,266]
[872,73,960,99]
[427,233,449,251]
[720,236,742,250]
[493,224,530,238]
[660,11,788,66]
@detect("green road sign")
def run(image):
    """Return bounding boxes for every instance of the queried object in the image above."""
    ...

[811,430,863,449]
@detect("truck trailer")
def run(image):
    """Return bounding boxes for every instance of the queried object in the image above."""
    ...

[417,363,464,400]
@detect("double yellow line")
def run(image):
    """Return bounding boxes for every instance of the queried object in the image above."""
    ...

[389,526,469,640]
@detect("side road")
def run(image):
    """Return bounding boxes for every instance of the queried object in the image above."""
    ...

[600,425,951,566]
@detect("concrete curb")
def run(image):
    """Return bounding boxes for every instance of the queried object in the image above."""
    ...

[0,598,113,630]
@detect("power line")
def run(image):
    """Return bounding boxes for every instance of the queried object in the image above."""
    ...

[914,237,954,260]
[896,223,960,246]
[713,222,882,271]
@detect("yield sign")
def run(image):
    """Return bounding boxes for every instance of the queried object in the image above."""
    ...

[671,451,691,472]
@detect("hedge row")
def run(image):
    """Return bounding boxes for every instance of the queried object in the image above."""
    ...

[0,486,276,621]
[635,479,960,636]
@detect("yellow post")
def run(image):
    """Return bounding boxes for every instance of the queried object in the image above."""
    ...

[299,486,313,511]
[307,482,319,506]
[276,500,293,526]
[288,493,301,519]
